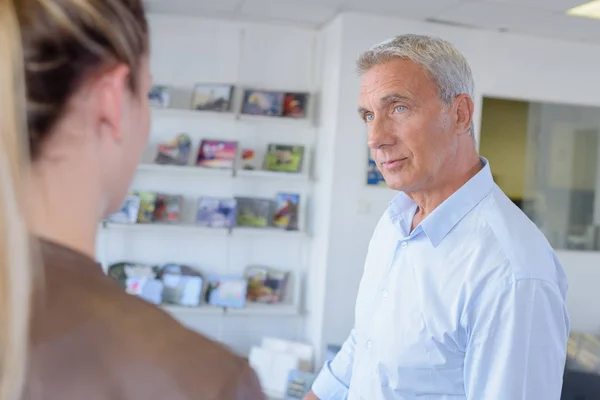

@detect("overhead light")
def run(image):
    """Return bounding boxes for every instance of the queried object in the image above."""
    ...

[567,0,600,20]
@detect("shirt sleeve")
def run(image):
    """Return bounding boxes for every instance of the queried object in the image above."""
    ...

[463,278,570,400]
[311,328,357,400]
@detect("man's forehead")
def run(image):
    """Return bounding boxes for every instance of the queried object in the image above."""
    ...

[358,75,416,104]
[358,61,433,102]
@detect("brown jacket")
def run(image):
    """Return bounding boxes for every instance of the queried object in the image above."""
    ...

[23,239,265,400]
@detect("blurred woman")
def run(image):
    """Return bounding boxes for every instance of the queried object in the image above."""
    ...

[0,0,263,398]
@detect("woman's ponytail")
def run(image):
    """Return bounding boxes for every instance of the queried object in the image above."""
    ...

[0,1,33,399]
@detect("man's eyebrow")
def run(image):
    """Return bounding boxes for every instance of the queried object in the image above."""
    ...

[357,94,411,116]
[357,106,370,116]
[380,94,410,104]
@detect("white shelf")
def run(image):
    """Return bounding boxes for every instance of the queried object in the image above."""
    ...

[162,305,224,315]
[101,222,307,239]
[237,113,313,127]
[226,303,300,316]
[151,107,313,128]
[102,222,230,236]
[162,303,300,317]
[137,163,311,183]
[235,169,310,182]
[232,227,307,239]
[137,163,234,178]
[152,107,235,121]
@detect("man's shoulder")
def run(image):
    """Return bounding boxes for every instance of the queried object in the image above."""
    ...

[466,187,563,283]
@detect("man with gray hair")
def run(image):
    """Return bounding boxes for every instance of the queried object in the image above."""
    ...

[305,34,569,400]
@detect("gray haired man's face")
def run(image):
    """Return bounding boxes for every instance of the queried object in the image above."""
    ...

[358,59,462,193]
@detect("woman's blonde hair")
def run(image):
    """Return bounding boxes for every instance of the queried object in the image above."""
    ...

[0,0,148,397]
[0,2,31,398]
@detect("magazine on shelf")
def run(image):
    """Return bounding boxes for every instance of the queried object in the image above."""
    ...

[158,264,204,307]
[154,133,192,166]
[245,266,289,304]
[196,197,237,228]
[273,193,300,231]
[235,197,274,228]
[196,139,238,169]
[191,83,234,112]
[241,89,284,116]
[136,192,158,223]
[264,144,304,173]
[282,93,309,118]
[205,275,247,308]
[107,262,163,305]
[153,194,183,223]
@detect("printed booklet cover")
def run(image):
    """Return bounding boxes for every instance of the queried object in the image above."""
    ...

[196,197,237,228]
[196,139,238,169]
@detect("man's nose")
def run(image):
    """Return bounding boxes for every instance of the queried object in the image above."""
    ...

[367,116,396,149]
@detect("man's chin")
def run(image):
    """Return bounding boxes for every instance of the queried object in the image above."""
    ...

[381,175,410,191]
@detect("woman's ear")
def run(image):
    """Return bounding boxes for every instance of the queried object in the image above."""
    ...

[94,64,131,144]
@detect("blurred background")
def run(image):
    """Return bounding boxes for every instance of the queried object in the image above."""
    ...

[96,0,600,398]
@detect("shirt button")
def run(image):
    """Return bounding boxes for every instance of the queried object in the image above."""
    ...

[382,290,388,298]
[401,242,408,249]
[366,340,372,349]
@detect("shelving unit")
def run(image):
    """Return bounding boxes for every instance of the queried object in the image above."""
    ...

[97,102,315,357]
[95,19,319,357]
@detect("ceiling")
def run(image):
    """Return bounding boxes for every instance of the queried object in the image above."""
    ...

[144,0,600,45]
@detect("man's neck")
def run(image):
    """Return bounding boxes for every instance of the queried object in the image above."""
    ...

[26,160,103,259]
[409,156,483,230]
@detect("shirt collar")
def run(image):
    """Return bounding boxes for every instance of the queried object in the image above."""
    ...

[388,157,495,247]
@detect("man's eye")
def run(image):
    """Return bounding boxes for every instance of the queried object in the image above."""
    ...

[394,105,407,113]
[365,113,374,122]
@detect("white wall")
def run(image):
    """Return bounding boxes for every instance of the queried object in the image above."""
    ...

[305,17,343,365]
[315,12,600,355]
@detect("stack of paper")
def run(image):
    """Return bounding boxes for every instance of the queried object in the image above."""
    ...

[248,337,314,399]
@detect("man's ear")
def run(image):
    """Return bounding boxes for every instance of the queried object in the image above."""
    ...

[94,64,131,144]
[454,94,474,135]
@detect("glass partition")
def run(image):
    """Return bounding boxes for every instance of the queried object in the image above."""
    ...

[479,97,600,251]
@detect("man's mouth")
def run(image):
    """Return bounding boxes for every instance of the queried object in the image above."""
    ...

[380,157,407,169]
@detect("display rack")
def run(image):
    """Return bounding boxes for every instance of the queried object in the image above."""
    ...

[97,103,316,356]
